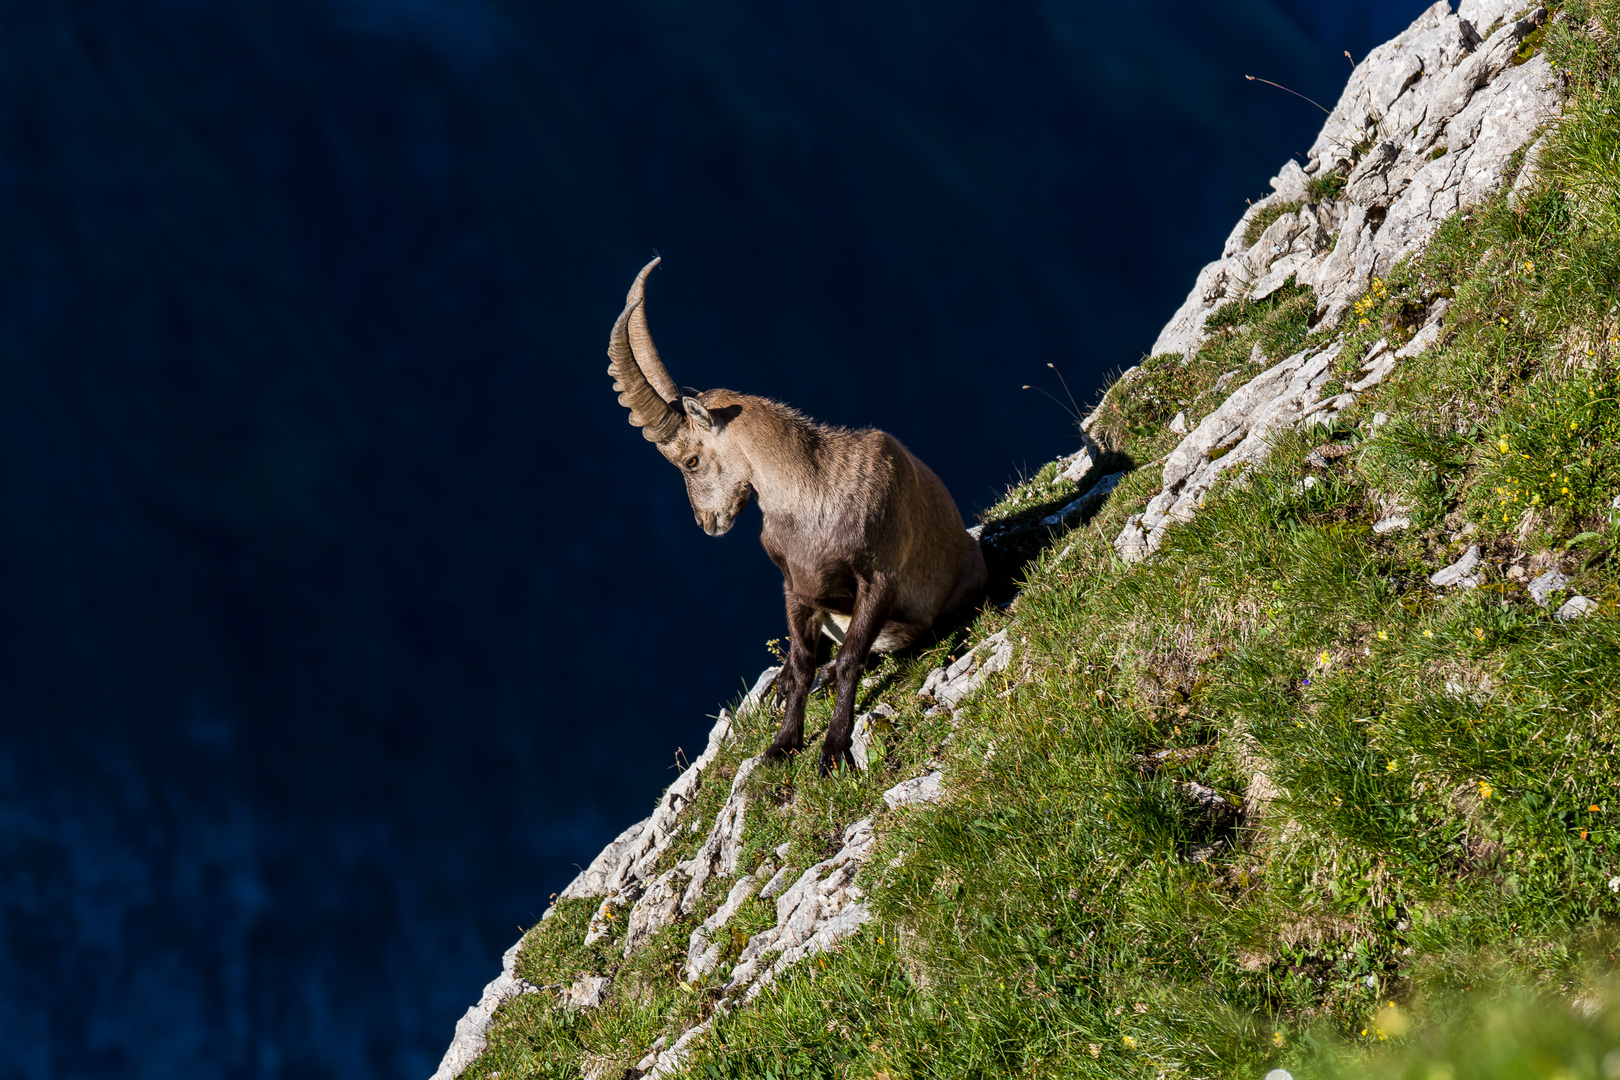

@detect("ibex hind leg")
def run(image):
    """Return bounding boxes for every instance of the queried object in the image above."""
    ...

[764,593,821,763]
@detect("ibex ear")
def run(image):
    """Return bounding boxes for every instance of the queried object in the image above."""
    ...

[683,396,724,433]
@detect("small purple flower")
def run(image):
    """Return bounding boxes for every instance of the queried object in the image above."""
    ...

[1301,676,1312,687]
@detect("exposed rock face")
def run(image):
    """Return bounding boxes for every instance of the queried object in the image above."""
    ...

[556,818,649,903]
[430,698,750,1079]
[430,620,1015,1078]
[1109,1,1559,563]
[1116,340,1346,559]
[724,816,879,999]
[1040,471,1128,528]
[1149,2,1557,362]
[429,940,541,1080]
[883,771,946,809]
[1431,544,1484,588]
[1527,568,1569,605]
[918,629,1013,712]
[684,865,771,982]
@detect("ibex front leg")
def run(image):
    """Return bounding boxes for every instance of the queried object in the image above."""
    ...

[764,591,822,763]
[819,575,897,776]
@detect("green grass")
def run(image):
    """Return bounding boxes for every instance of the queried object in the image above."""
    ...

[469,7,1620,1076]
[1084,277,1320,456]
[1306,171,1347,202]
[1245,200,1305,249]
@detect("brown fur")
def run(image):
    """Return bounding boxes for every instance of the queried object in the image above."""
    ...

[655,389,987,773]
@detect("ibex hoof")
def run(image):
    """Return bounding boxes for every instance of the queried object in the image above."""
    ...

[816,747,859,777]
[762,739,801,764]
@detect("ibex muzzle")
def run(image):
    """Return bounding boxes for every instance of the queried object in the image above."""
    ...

[606,257,987,774]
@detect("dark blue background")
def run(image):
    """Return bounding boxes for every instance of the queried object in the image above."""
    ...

[0,1,1420,1075]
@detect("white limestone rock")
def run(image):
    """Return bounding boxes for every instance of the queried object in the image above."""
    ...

[634,1036,668,1072]
[1114,514,1150,561]
[743,666,781,710]
[1431,544,1483,588]
[1270,158,1310,202]
[1056,432,1105,484]
[1349,338,1395,391]
[582,893,624,947]
[678,755,762,912]
[646,1020,712,1078]
[724,818,878,999]
[883,771,946,810]
[1396,319,1444,360]
[563,974,611,1011]
[566,706,742,922]
[1527,568,1569,606]
[1147,256,1241,361]
[556,817,650,902]
[684,868,769,982]
[1115,285,1462,559]
[564,737,741,950]
[918,630,1013,710]
[1459,0,1524,28]
[757,863,797,901]
[621,866,690,957]
[1039,470,1127,529]
[1147,2,1558,359]
[1557,595,1597,621]
[1117,342,1344,560]
[429,940,542,1080]
[850,703,897,773]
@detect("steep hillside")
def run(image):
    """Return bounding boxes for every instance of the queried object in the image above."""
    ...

[437,1,1620,1076]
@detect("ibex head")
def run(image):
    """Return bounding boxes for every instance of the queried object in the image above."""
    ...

[607,258,752,536]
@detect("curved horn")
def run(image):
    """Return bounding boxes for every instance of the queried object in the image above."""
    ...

[607,260,683,443]
[626,257,681,403]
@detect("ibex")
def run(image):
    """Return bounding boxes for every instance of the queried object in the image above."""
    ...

[607,257,987,774]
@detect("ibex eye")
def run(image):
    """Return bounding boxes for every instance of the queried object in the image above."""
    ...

[685,455,700,469]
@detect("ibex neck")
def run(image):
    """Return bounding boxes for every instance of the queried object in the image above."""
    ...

[733,398,832,521]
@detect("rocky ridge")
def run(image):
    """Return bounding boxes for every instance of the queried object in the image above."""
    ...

[432,3,1567,1075]
[1105,0,1560,560]
[431,644,1009,1079]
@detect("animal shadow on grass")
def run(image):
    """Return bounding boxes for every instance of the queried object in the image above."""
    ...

[976,449,1136,605]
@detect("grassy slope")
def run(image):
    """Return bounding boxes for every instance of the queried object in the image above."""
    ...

[472,6,1620,1076]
